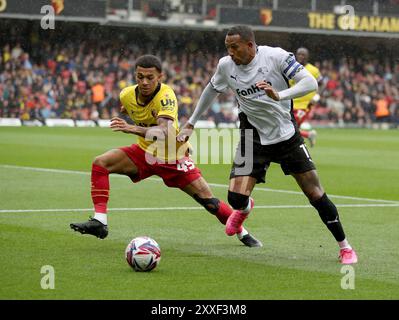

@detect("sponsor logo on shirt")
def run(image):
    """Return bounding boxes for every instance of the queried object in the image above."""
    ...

[236,84,262,97]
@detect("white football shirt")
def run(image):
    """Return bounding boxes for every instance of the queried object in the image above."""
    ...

[210,46,307,145]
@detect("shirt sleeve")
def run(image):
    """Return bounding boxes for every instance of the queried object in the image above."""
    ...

[209,59,229,93]
[119,87,130,107]
[278,68,318,101]
[157,89,178,121]
[279,50,305,80]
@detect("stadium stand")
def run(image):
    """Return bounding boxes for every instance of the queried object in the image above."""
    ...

[0,5,398,128]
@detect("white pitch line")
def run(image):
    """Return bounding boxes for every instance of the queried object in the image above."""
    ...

[0,164,91,176]
[206,182,399,204]
[1,164,398,204]
[1,203,399,214]
[0,207,199,213]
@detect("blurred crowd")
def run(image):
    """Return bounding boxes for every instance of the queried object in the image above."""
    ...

[0,36,235,125]
[313,58,399,127]
[0,27,398,128]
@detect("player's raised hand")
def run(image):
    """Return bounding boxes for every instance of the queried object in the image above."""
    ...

[256,81,280,101]
[110,117,133,133]
[177,122,194,142]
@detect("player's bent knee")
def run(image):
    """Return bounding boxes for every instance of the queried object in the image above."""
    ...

[310,193,339,224]
[93,155,108,168]
[306,188,324,202]
[93,149,128,172]
[193,194,220,214]
[228,191,249,210]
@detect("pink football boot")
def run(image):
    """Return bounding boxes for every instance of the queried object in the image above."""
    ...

[225,197,254,236]
[339,248,358,264]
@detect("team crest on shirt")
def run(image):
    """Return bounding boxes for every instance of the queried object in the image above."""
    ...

[151,109,158,118]
[257,66,268,75]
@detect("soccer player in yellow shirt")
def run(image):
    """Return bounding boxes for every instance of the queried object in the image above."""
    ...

[290,48,321,147]
[70,55,261,247]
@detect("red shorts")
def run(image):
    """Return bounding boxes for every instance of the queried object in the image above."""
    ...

[293,109,311,126]
[120,144,202,189]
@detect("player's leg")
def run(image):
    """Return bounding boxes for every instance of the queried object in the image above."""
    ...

[90,149,138,222]
[70,148,138,239]
[279,134,357,263]
[306,130,317,148]
[225,176,257,236]
[295,108,317,147]
[181,176,262,247]
[182,176,232,225]
[300,126,317,148]
[291,170,357,264]
[224,115,267,240]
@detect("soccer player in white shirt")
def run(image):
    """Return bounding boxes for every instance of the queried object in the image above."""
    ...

[178,26,357,264]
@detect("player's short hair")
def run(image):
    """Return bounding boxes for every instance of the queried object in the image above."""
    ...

[226,25,255,42]
[297,47,309,55]
[135,55,162,73]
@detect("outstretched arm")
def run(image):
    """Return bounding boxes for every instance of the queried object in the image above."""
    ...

[177,83,220,142]
[278,68,318,100]
[257,68,318,101]
[188,83,220,125]
[110,116,173,140]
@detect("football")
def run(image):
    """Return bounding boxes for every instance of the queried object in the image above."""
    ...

[125,236,161,272]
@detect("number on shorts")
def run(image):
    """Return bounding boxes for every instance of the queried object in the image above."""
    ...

[177,160,195,172]
[300,144,311,160]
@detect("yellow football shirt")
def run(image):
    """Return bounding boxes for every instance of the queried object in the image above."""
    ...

[120,83,190,161]
[290,63,321,110]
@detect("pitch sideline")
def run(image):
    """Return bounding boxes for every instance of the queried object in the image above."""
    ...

[1,164,398,206]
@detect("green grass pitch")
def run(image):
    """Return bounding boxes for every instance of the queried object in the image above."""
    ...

[0,126,398,299]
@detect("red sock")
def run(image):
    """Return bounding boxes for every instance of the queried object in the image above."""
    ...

[91,164,109,214]
[300,130,310,138]
[215,200,233,225]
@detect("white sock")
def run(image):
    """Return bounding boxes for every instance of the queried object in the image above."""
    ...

[241,198,252,214]
[338,239,352,250]
[94,212,107,225]
[237,227,249,240]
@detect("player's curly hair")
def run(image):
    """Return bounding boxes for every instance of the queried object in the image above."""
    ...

[227,25,255,42]
[135,55,162,73]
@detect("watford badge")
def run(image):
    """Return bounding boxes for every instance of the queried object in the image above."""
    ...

[51,0,65,15]
[260,9,273,26]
